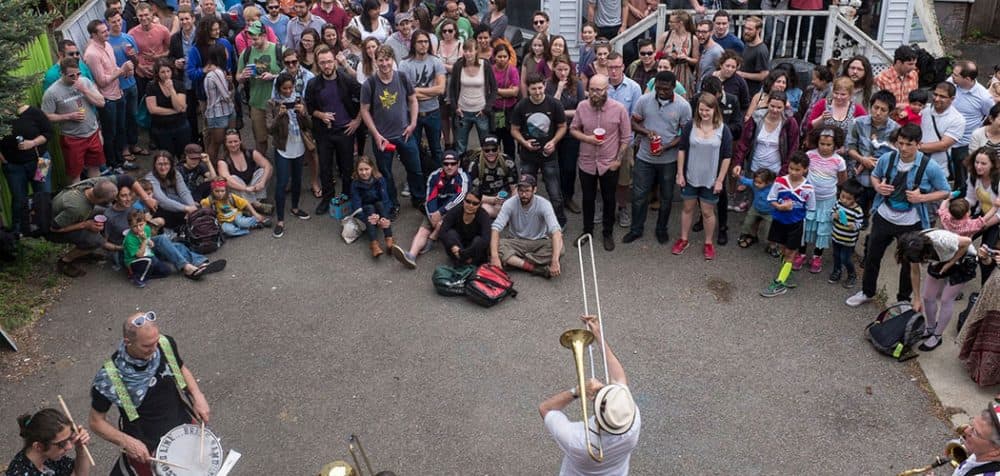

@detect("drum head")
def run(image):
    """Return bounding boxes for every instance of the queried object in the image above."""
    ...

[155,424,224,476]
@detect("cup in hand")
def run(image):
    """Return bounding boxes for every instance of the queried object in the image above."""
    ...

[594,128,606,141]
[383,141,397,152]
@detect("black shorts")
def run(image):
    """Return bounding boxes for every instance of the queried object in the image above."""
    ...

[767,220,804,250]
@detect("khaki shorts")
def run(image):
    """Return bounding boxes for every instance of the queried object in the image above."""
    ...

[617,147,634,187]
[250,107,268,148]
[498,237,563,266]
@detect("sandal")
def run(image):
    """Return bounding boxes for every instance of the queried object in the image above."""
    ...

[312,186,323,198]
[186,266,206,280]
[737,234,757,248]
[122,152,135,162]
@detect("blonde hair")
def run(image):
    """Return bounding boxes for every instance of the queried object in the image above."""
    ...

[242,5,260,21]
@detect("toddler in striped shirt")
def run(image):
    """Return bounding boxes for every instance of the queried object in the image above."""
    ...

[829,179,864,288]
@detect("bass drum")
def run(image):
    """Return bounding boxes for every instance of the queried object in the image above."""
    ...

[154,424,224,475]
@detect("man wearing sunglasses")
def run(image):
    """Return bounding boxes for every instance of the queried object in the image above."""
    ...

[89,312,211,476]
[392,150,469,268]
[42,58,107,184]
[43,40,95,93]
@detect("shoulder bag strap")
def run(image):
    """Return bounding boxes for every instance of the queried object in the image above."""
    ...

[104,360,140,421]
[157,335,188,391]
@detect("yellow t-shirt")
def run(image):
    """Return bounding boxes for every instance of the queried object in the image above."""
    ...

[977,185,994,214]
[200,194,249,223]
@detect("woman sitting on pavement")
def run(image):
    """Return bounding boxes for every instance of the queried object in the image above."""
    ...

[467,135,516,217]
[216,129,274,215]
[123,210,227,287]
[350,156,395,257]
[102,185,164,265]
[145,150,198,230]
[392,150,470,269]
[439,187,492,266]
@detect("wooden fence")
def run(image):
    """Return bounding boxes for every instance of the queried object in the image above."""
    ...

[968,0,1000,37]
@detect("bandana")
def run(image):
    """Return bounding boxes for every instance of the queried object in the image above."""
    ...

[211,179,228,190]
[92,340,166,410]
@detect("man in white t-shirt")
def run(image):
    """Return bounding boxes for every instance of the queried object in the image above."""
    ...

[919,82,964,181]
[540,315,641,476]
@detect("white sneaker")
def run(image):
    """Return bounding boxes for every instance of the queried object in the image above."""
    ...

[618,205,632,228]
[401,183,411,197]
[845,291,872,307]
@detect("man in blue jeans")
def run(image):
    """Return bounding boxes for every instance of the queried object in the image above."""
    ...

[360,45,426,217]
[106,9,142,170]
[511,72,568,227]
[624,71,692,244]
[399,29,446,175]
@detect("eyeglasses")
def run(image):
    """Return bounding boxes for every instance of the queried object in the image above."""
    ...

[66,51,81,57]
[131,311,157,327]
[284,60,298,65]
[442,29,455,33]
[464,198,481,205]
[589,87,607,93]
[533,20,546,25]
[483,147,498,152]
[639,51,654,56]
[443,161,460,167]
[267,4,279,8]
[696,30,711,34]
[51,430,77,450]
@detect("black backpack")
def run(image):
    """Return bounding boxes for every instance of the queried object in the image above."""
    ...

[911,43,953,88]
[432,264,476,296]
[865,303,926,361]
[184,207,224,254]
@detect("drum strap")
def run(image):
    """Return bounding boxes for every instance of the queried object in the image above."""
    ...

[104,337,189,422]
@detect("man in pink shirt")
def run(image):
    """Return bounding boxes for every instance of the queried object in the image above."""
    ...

[83,19,133,171]
[128,2,171,98]
[310,0,349,34]
[568,74,633,251]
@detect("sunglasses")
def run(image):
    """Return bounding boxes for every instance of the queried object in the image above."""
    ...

[131,311,157,327]
[442,29,455,33]
[66,51,81,57]
[483,147,498,152]
[267,4,279,8]
[639,51,654,56]
[285,60,298,65]
[465,198,481,205]
[533,20,546,25]
[51,429,78,449]
[443,161,460,167]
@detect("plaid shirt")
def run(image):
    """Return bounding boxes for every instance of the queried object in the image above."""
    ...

[938,200,990,237]
[874,67,919,110]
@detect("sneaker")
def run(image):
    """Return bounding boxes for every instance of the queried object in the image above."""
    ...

[671,239,689,255]
[272,224,285,238]
[388,206,400,220]
[618,206,631,228]
[809,255,823,274]
[290,209,311,220]
[655,232,669,244]
[121,161,140,171]
[792,254,807,271]
[828,269,842,284]
[761,280,788,297]
[420,239,436,255]
[717,228,729,246]
[603,233,615,251]
[129,275,146,288]
[703,243,716,260]
[843,274,857,288]
[315,199,331,216]
[767,245,782,258]
[622,231,641,243]
[565,200,582,214]
[530,264,552,279]
[845,290,872,307]
[391,245,416,269]
[401,183,411,197]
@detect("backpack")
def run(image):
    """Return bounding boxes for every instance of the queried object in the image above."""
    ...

[865,302,926,361]
[432,264,476,296]
[464,264,517,307]
[911,43,953,88]
[184,207,224,254]
[884,151,930,212]
[29,191,52,237]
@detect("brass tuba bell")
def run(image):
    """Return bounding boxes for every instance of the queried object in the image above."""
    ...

[896,425,970,476]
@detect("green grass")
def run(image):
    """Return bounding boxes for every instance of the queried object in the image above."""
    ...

[0,238,69,331]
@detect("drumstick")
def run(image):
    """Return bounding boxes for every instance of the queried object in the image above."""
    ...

[56,395,96,467]
[199,421,205,464]
[148,457,191,471]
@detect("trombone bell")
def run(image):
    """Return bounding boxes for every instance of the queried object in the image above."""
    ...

[560,328,604,463]
[319,461,357,476]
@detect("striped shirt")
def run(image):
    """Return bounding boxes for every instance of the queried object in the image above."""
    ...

[831,201,864,246]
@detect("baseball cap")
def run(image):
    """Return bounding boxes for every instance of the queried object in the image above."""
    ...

[247,20,263,36]
[183,143,203,159]
[517,174,537,188]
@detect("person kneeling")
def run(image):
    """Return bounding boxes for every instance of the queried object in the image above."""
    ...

[349,156,395,257]
[200,179,271,237]
[392,150,469,269]
[123,211,226,287]
[489,174,563,278]
[440,188,492,266]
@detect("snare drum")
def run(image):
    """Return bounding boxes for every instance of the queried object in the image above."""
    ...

[154,424,224,476]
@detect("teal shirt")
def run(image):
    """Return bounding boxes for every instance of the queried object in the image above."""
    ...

[645,77,686,98]
[43,62,95,92]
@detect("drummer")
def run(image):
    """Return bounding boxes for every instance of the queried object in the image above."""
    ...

[87,311,210,476]
[6,408,92,476]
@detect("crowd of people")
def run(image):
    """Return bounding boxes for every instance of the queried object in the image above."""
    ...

[6,0,1000,473]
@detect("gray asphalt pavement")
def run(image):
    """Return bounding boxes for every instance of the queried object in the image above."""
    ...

[1,189,954,475]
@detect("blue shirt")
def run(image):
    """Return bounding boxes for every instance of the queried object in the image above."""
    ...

[948,79,995,146]
[608,76,642,114]
[871,151,951,228]
[712,33,744,53]
[740,176,772,214]
[261,14,291,47]
[847,115,899,187]
[108,32,139,90]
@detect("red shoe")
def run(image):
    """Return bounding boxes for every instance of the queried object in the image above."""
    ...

[704,243,716,260]
[671,239,689,255]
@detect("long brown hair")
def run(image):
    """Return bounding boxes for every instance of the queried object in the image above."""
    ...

[966,146,1000,186]
[352,155,382,181]
[548,54,578,93]
[694,93,723,128]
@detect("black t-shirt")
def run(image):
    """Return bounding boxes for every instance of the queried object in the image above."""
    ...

[146,80,186,128]
[4,449,74,476]
[91,335,190,452]
[741,43,770,95]
[0,107,53,164]
[511,96,566,160]
[468,155,517,196]
[178,162,210,192]
[441,205,491,246]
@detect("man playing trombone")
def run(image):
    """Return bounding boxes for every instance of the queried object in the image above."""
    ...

[539,315,641,475]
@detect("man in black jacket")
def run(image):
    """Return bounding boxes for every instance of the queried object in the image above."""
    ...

[169,6,201,143]
[689,75,742,246]
[304,47,363,215]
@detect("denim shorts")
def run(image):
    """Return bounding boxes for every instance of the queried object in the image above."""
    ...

[206,113,233,129]
[680,184,719,204]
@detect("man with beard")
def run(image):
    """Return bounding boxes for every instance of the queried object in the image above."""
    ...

[285,0,327,50]
[511,72,568,228]
[399,29,447,173]
[736,16,769,95]
[490,174,564,278]
[568,74,632,251]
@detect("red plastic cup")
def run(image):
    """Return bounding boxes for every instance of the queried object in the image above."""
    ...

[650,135,662,154]
[383,142,397,153]
[594,128,606,141]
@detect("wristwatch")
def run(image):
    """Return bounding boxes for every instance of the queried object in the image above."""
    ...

[568,387,579,399]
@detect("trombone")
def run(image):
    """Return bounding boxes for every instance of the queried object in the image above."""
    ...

[556,233,611,463]
[319,434,377,476]
[896,425,969,475]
